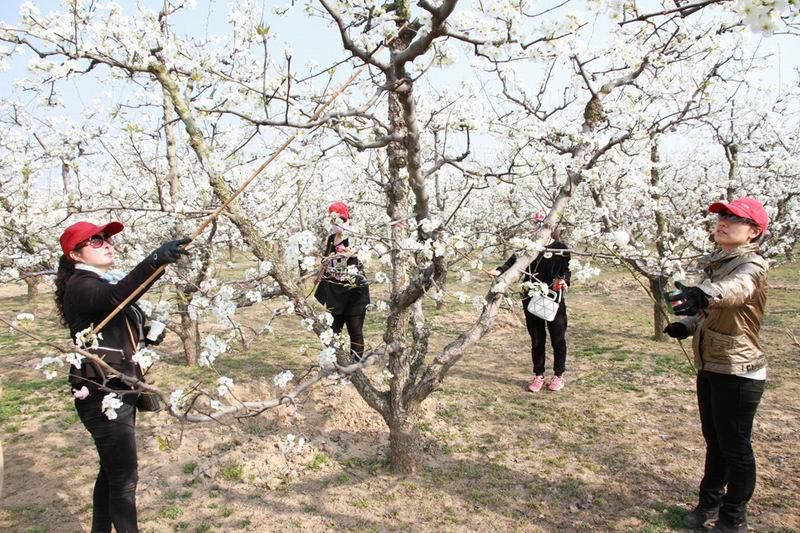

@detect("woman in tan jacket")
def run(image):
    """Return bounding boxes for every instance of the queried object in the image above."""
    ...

[664,197,770,533]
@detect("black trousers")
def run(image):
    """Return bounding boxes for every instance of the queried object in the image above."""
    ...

[696,370,765,525]
[332,313,365,361]
[75,394,139,533]
[523,298,567,376]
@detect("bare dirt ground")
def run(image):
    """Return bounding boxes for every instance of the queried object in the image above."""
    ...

[1,265,798,532]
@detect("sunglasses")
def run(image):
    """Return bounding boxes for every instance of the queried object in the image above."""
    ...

[75,234,113,251]
[717,213,759,227]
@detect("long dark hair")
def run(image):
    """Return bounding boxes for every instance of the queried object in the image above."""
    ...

[54,254,75,325]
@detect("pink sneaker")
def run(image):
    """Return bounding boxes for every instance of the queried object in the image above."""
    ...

[527,375,545,392]
[547,375,565,392]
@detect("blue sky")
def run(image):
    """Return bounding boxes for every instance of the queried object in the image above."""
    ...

[2,0,796,98]
[1,0,796,151]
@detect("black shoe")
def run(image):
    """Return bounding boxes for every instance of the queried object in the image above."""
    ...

[683,505,720,528]
[709,518,747,532]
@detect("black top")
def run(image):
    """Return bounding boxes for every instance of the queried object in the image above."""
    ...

[496,240,571,294]
[64,258,163,392]
[314,235,370,316]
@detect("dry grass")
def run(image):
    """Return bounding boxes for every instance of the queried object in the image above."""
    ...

[0,262,798,532]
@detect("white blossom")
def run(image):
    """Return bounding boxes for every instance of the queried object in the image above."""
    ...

[319,347,337,368]
[170,389,186,413]
[376,369,394,385]
[321,313,334,327]
[101,393,124,420]
[280,433,296,453]
[217,376,234,397]
[65,352,85,369]
[245,290,262,303]
[491,281,507,293]
[74,326,102,350]
[259,260,273,274]
[319,328,334,346]
[273,370,294,389]
[132,347,159,371]
[199,335,228,367]
[35,355,64,379]
[420,217,442,233]
[611,229,631,247]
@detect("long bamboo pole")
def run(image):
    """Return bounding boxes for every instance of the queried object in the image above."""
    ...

[90,34,401,337]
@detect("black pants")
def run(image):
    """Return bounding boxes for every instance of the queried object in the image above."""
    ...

[696,370,765,525]
[75,394,139,533]
[332,313,365,361]
[523,298,567,376]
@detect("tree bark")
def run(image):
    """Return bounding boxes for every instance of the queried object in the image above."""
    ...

[178,305,200,366]
[387,412,422,474]
[163,87,180,203]
[649,140,670,341]
[650,276,669,342]
[24,275,40,301]
[380,6,420,471]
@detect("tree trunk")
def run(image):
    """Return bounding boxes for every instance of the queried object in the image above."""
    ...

[388,414,422,474]
[650,276,669,341]
[649,140,669,342]
[24,275,40,301]
[435,271,447,310]
[178,306,200,365]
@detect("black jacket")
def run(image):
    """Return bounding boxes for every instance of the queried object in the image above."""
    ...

[64,258,163,391]
[496,240,571,291]
[314,235,370,316]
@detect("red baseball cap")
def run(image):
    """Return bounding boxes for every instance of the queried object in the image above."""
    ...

[59,220,124,256]
[709,197,769,233]
[532,211,546,223]
[328,202,350,221]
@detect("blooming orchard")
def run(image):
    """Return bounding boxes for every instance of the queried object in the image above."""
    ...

[0,0,797,472]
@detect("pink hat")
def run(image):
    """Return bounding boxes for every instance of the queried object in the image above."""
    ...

[532,211,546,223]
[709,197,769,233]
[60,220,124,256]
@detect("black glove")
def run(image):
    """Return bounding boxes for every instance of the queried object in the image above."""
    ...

[151,237,191,266]
[144,327,166,346]
[666,281,709,316]
[663,322,689,340]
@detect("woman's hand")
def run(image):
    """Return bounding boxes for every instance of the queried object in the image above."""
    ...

[152,237,192,266]
[487,269,501,278]
[666,281,709,316]
[663,322,689,339]
[552,278,567,291]
[144,327,167,346]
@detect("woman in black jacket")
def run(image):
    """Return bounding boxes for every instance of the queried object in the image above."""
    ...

[489,219,571,393]
[55,220,189,533]
[314,202,370,361]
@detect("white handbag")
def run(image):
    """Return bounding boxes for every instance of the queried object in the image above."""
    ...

[526,287,562,321]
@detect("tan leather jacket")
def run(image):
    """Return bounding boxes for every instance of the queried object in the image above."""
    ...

[680,243,769,374]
